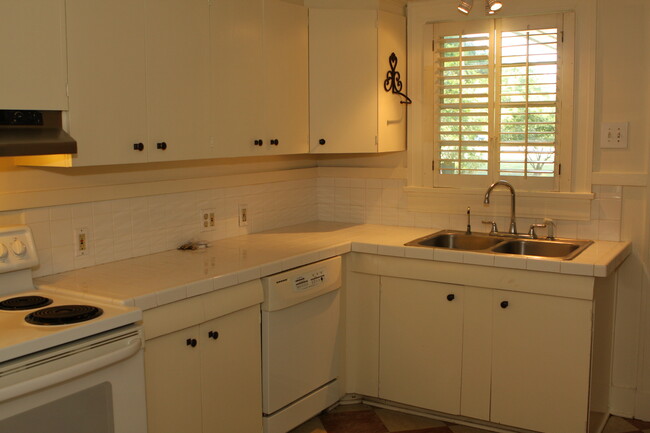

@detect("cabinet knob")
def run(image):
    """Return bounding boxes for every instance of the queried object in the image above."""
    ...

[447,294,455,301]
[500,301,509,309]
[186,338,197,347]
[157,142,167,150]
[254,139,263,146]
[319,139,326,145]
[133,142,144,151]
[208,331,219,340]
[270,139,279,146]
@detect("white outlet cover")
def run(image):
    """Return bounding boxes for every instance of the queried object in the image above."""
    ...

[200,209,216,232]
[600,122,628,149]
[74,227,89,257]
[238,204,249,227]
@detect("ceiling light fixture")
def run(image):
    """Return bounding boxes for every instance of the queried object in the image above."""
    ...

[486,0,503,12]
[485,0,495,14]
[457,0,473,14]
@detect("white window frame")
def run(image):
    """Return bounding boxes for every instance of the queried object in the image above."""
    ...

[406,0,596,203]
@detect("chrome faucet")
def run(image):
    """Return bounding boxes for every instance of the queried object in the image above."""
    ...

[483,180,517,234]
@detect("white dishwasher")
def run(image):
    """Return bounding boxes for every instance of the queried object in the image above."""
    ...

[261,256,342,433]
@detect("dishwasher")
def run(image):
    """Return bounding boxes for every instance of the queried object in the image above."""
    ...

[261,256,342,433]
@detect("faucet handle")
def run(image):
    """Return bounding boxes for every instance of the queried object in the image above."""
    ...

[482,220,498,235]
[528,223,547,239]
[543,218,556,240]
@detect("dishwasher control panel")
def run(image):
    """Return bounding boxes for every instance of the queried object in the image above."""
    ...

[293,268,326,292]
[261,256,341,312]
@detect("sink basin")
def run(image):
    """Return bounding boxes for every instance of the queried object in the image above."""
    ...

[491,239,591,259]
[407,231,503,251]
[405,230,593,260]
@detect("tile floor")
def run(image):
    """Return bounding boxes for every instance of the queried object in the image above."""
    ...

[289,404,650,433]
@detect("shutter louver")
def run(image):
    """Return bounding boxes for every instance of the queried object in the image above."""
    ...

[435,32,491,176]
[498,28,559,178]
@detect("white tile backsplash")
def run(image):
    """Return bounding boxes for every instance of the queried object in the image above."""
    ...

[10,176,622,278]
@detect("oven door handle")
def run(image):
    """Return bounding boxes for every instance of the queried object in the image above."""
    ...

[0,337,142,403]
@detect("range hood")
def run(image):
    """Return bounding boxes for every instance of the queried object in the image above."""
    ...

[0,110,77,157]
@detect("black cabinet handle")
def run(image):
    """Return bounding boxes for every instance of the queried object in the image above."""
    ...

[208,331,219,340]
[447,294,455,301]
[186,338,197,347]
[319,139,326,145]
[270,139,279,146]
[157,142,167,150]
[500,301,509,309]
[254,139,263,146]
[133,142,144,151]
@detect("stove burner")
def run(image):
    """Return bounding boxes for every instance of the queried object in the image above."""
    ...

[25,305,103,326]
[0,295,53,311]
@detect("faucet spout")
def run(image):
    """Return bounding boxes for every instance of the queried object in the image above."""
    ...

[484,180,517,234]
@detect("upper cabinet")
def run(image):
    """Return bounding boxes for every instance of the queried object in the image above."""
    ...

[0,0,68,110]
[145,0,211,163]
[308,6,407,154]
[18,0,211,167]
[211,0,308,157]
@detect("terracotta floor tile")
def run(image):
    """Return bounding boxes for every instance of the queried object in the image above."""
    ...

[289,416,327,433]
[604,416,643,433]
[374,407,447,432]
[629,419,650,429]
[448,424,496,433]
[320,409,389,433]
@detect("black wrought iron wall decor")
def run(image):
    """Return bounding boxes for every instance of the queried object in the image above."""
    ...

[383,52,412,105]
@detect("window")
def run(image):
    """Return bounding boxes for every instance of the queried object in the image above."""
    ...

[433,14,572,191]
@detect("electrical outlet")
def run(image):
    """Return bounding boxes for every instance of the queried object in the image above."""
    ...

[74,227,89,257]
[238,204,248,227]
[200,208,216,232]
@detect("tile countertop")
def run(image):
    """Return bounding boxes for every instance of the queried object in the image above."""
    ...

[35,222,631,310]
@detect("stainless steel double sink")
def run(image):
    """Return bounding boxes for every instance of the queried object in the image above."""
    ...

[405,230,593,260]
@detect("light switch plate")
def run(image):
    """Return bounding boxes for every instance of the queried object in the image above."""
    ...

[600,122,628,149]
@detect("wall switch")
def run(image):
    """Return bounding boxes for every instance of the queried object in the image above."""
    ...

[74,227,89,257]
[238,204,248,227]
[200,208,216,232]
[600,122,628,148]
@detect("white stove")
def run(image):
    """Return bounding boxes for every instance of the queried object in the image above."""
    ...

[0,225,146,433]
[0,225,141,363]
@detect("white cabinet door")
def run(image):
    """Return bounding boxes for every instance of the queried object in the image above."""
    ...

[262,0,309,155]
[379,277,463,414]
[210,0,264,157]
[200,306,262,433]
[490,289,592,433]
[345,272,381,397]
[309,9,378,154]
[308,8,406,154]
[0,0,68,110]
[145,0,211,162]
[65,0,149,166]
[145,326,203,433]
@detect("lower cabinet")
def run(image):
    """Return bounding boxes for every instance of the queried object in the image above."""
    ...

[360,268,599,433]
[379,277,463,415]
[145,305,262,433]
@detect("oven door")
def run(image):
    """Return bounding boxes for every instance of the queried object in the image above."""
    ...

[0,325,146,433]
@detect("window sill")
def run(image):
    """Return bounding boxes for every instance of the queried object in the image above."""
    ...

[404,186,593,221]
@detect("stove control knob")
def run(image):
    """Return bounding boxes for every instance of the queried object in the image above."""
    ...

[0,244,7,260]
[11,239,26,257]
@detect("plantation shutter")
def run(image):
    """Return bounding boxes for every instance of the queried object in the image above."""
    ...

[433,14,565,191]
[496,14,563,190]
[433,20,494,188]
